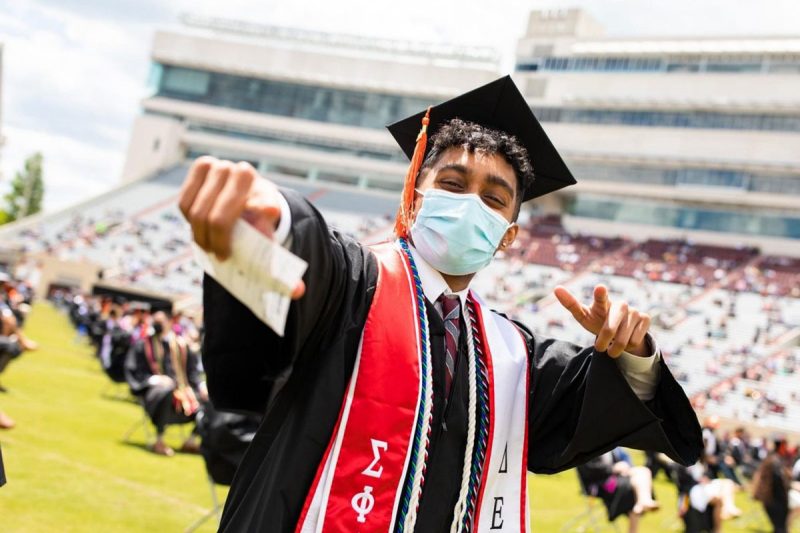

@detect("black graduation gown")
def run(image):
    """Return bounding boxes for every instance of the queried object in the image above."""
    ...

[202,189,703,532]
[124,335,203,418]
[576,452,635,521]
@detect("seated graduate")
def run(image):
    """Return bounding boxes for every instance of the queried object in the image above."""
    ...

[576,447,658,532]
[124,310,207,456]
[98,307,133,384]
[181,76,702,532]
[0,273,38,355]
[0,306,29,395]
[663,455,741,533]
[0,311,18,428]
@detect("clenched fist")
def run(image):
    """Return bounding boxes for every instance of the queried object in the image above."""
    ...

[178,156,305,298]
[553,284,652,358]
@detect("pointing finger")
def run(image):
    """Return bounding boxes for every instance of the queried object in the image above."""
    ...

[554,286,588,321]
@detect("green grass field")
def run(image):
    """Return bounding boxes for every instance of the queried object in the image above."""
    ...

[0,303,789,532]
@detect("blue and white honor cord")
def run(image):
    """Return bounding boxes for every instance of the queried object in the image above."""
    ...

[396,238,490,533]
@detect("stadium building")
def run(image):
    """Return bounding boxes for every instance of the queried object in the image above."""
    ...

[0,10,798,435]
[121,15,501,193]
[117,11,800,256]
[514,9,800,252]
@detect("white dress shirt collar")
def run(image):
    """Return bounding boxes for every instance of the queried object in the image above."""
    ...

[407,243,470,307]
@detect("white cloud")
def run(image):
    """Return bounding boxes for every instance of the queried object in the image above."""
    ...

[0,1,151,210]
[1,124,123,211]
[0,0,798,213]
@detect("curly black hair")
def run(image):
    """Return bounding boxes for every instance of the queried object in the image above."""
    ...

[417,118,534,219]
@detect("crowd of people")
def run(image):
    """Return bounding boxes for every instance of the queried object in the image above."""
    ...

[5,204,800,304]
[2,198,799,531]
[502,214,800,296]
[0,271,38,430]
[49,288,263,492]
[578,417,800,533]
[53,289,210,457]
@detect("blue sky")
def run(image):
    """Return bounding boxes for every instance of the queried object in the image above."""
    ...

[1,0,799,211]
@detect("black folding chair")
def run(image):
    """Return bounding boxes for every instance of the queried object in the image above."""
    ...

[184,404,262,533]
[560,471,620,532]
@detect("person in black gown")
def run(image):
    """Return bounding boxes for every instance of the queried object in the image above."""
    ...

[125,311,206,456]
[180,76,703,531]
[576,447,659,532]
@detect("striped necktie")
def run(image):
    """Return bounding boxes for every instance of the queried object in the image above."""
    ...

[436,293,460,398]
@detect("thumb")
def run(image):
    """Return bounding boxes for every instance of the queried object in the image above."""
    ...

[291,280,306,300]
[591,284,610,314]
[241,201,281,238]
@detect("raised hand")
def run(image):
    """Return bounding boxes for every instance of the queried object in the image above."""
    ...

[553,284,651,358]
[179,156,305,299]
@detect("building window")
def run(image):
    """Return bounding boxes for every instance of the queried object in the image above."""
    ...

[161,67,211,96]
[565,195,800,239]
[518,54,800,74]
[154,63,431,130]
[531,106,800,133]
[569,163,800,195]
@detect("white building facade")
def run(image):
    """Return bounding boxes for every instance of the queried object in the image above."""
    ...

[122,11,800,254]
[122,16,500,193]
[514,9,800,252]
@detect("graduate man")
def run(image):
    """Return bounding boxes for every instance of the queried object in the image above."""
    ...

[180,76,702,532]
[125,311,206,456]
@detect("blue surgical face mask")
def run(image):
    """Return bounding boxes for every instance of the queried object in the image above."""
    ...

[410,188,512,276]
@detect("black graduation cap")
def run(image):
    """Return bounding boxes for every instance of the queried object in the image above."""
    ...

[387,75,576,202]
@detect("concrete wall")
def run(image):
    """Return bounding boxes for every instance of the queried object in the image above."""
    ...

[121,114,186,183]
[543,122,800,169]
[516,71,800,111]
[152,30,500,99]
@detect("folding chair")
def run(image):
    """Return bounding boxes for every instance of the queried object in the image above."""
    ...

[121,406,154,445]
[560,472,620,532]
[183,404,261,533]
[122,392,194,448]
[184,474,222,533]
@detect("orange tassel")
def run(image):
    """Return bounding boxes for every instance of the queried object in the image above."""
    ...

[394,107,432,238]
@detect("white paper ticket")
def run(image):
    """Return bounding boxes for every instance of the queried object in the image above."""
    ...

[193,220,308,336]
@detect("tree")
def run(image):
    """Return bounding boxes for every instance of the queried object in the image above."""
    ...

[1,152,44,223]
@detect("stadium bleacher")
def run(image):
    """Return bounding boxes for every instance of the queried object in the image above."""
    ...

[1,165,798,434]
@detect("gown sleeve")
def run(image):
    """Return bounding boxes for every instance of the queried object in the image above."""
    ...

[202,188,376,413]
[521,323,703,474]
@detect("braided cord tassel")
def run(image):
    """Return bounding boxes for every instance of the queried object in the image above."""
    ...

[462,296,491,532]
[396,238,435,533]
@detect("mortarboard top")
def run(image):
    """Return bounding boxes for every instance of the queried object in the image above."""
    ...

[387,75,576,202]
